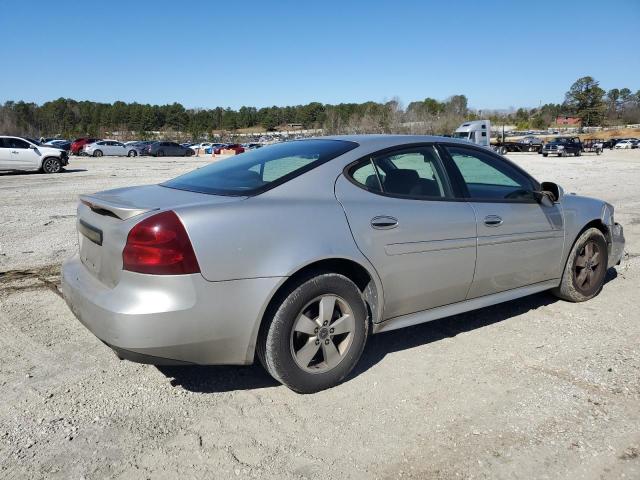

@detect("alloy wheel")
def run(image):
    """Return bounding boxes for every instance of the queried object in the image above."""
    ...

[289,295,355,373]
[573,240,603,294]
[42,158,61,173]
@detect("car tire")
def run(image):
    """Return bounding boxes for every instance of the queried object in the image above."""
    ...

[94,150,103,157]
[41,157,62,174]
[552,227,608,303]
[185,149,192,157]
[257,272,369,393]
[576,150,581,156]
[157,150,165,157]
[128,150,137,157]
[542,153,548,157]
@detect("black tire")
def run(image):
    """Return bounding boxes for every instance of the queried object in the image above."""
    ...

[576,150,581,156]
[127,150,137,157]
[184,149,193,157]
[93,150,103,157]
[156,150,165,157]
[257,272,368,393]
[552,227,608,302]
[542,153,548,157]
[41,157,62,174]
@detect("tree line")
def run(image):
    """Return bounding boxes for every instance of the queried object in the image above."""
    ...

[0,77,637,140]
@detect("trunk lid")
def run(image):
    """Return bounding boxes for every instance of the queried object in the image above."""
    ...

[76,185,244,287]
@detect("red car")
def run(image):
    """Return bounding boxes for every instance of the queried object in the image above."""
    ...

[213,143,245,155]
[71,137,100,155]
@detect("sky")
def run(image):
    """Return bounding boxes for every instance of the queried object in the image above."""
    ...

[1,0,638,111]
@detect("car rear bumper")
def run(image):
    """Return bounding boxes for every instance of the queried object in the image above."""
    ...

[62,254,284,365]
[609,222,625,268]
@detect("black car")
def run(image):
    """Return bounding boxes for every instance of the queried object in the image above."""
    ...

[541,137,582,157]
[144,141,194,157]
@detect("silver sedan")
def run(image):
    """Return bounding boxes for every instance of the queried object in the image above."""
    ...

[62,136,625,393]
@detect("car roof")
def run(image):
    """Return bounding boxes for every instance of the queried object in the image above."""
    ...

[310,134,477,150]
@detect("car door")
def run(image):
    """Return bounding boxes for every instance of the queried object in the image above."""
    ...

[6,137,40,169]
[440,144,564,298]
[335,144,477,320]
[113,141,127,155]
[0,138,14,169]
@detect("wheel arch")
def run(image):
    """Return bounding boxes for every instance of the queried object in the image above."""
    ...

[40,155,62,172]
[249,256,383,364]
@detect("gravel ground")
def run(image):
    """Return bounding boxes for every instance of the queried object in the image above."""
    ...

[0,149,639,479]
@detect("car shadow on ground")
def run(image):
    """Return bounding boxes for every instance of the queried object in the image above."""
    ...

[0,168,87,176]
[159,268,618,394]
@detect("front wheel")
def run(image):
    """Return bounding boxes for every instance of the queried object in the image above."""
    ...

[542,153,548,157]
[257,273,368,393]
[41,157,62,174]
[127,150,137,157]
[552,228,608,302]
[156,150,165,157]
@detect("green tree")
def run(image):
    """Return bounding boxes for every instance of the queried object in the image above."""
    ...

[564,76,606,126]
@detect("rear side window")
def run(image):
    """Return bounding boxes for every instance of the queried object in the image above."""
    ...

[163,139,358,196]
[349,145,450,199]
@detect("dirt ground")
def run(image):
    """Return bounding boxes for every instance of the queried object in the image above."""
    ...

[1,149,639,479]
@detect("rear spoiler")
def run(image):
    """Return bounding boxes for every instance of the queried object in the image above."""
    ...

[79,194,159,220]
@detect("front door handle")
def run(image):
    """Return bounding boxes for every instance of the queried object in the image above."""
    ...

[484,215,503,227]
[371,216,398,230]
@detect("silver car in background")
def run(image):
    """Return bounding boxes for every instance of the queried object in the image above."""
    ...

[62,136,625,393]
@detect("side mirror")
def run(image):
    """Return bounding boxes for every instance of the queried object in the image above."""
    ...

[535,181,563,206]
[29,144,37,149]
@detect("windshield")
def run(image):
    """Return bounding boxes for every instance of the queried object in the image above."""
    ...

[25,137,42,146]
[163,139,358,196]
[551,137,568,143]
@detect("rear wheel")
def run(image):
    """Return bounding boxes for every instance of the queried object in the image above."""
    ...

[258,273,368,393]
[552,228,608,302]
[156,150,165,157]
[41,157,62,174]
[93,150,103,157]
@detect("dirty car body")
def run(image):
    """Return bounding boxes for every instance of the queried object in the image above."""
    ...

[62,135,625,391]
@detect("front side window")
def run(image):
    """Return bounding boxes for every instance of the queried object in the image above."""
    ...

[164,139,358,196]
[445,145,535,201]
[7,138,30,149]
[349,145,449,199]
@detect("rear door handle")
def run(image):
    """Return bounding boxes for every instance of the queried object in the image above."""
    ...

[484,215,503,227]
[371,216,398,230]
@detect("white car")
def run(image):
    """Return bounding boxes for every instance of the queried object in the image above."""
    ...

[189,142,212,152]
[0,136,69,173]
[84,140,137,157]
[614,139,634,149]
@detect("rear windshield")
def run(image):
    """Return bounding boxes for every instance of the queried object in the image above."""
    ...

[162,139,358,196]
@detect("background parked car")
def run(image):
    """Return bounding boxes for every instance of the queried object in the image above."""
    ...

[542,137,582,157]
[519,136,542,146]
[144,141,194,157]
[213,143,245,154]
[84,140,137,157]
[71,137,100,155]
[614,139,635,149]
[0,136,69,173]
[44,139,72,151]
[204,143,225,154]
[127,140,156,156]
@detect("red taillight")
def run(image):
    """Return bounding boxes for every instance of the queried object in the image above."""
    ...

[123,210,200,275]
